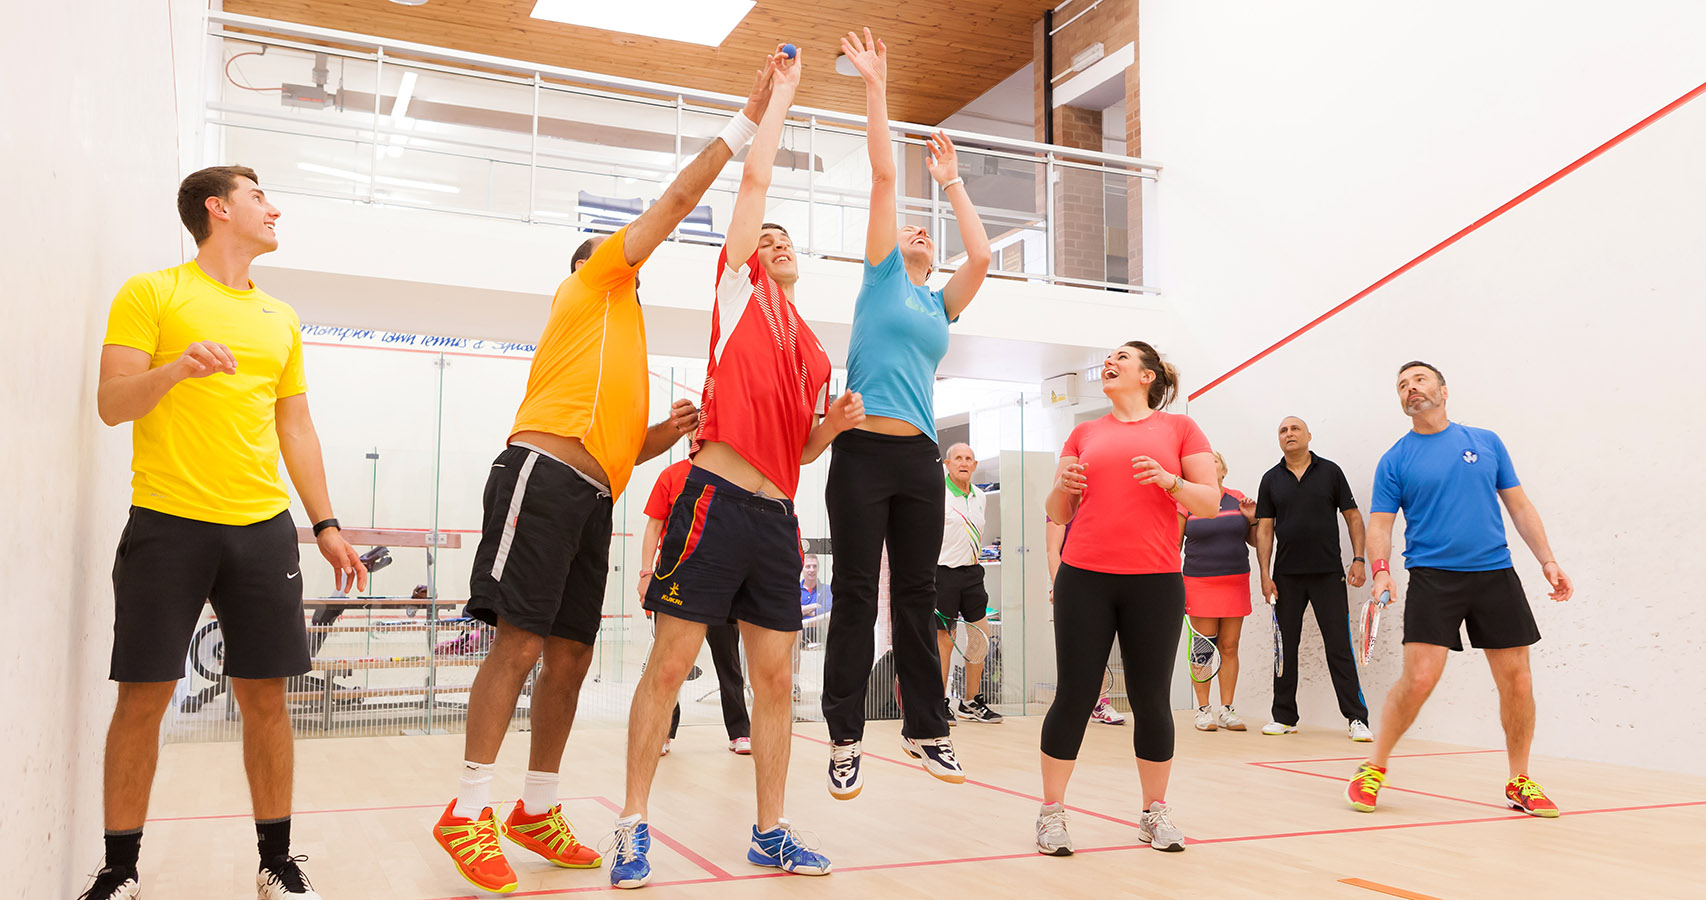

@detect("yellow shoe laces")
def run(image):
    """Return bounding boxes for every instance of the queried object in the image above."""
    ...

[443,814,506,864]
[1353,764,1387,793]
[513,806,584,854]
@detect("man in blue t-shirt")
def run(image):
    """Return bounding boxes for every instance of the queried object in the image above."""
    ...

[1345,361,1574,820]
[800,554,833,647]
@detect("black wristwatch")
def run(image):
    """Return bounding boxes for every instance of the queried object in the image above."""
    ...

[312,517,341,537]
[1352,556,1366,564]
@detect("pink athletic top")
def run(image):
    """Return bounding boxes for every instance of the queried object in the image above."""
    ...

[1059,411,1213,575]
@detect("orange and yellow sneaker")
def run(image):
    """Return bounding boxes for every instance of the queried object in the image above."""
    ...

[432,801,518,894]
[1505,775,1561,818]
[1346,761,1387,812]
[504,801,602,868]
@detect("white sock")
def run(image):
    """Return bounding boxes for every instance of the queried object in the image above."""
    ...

[454,760,495,820]
[520,770,559,814]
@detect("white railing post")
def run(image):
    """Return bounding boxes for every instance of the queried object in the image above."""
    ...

[370,47,384,204]
[529,73,540,222]
[1044,152,1056,283]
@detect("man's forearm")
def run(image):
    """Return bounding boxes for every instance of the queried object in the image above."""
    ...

[800,421,839,465]
[637,421,683,464]
[280,431,335,523]
[1346,512,1367,559]
[98,366,181,426]
[1255,521,1275,578]
[1511,506,1557,566]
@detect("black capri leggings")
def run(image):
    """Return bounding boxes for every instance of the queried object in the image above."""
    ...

[1041,564,1185,762]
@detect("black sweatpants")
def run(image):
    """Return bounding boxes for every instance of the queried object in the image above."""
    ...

[821,429,950,742]
[668,622,750,740]
[1272,572,1367,725]
[1041,565,1184,762]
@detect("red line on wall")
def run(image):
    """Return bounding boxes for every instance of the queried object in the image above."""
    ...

[1188,77,1706,402]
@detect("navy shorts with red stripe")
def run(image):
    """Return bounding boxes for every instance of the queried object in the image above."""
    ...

[644,466,803,633]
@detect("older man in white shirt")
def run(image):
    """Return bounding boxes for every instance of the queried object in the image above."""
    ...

[937,443,1001,723]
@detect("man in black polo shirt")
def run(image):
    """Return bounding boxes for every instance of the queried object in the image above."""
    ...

[1255,416,1371,740]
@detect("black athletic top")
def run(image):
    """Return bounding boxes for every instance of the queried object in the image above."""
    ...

[1255,453,1357,575]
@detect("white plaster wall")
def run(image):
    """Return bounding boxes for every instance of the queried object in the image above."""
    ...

[0,0,209,892]
[1143,0,1706,774]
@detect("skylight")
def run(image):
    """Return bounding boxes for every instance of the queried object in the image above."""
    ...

[529,0,755,48]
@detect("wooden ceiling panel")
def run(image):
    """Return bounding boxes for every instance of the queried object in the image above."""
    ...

[221,0,1055,124]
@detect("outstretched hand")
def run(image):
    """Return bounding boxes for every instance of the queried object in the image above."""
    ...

[925,131,960,185]
[840,27,886,87]
[771,44,803,92]
[741,53,781,123]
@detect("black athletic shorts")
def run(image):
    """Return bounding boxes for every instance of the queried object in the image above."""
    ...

[935,563,989,628]
[644,467,802,633]
[110,507,309,682]
[466,444,612,644]
[1403,566,1540,651]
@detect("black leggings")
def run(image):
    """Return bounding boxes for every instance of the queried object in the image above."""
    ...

[1041,565,1185,762]
[821,429,949,741]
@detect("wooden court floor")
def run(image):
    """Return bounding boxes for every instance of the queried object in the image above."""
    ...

[143,714,1701,898]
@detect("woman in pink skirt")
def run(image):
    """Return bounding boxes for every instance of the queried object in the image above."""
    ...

[1176,451,1257,731]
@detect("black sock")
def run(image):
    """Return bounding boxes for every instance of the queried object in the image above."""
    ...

[256,817,291,863]
[104,829,142,871]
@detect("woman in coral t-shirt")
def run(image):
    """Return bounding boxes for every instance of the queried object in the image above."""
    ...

[1032,341,1220,858]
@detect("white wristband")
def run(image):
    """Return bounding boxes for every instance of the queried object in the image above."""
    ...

[941,177,964,191]
[717,113,760,151]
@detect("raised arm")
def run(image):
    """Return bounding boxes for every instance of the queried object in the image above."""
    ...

[925,132,992,319]
[842,28,896,264]
[724,47,801,265]
[1045,456,1086,526]
[622,54,779,265]
[276,393,367,594]
[1500,485,1573,602]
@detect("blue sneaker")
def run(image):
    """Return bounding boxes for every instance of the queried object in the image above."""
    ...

[747,818,831,875]
[604,815,651,889]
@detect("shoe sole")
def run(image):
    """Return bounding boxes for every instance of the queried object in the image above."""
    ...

[435,832,519,893]
[1138,831,1186,852]
[612,876,651,890]
[957,713,1003,723]
[1036,843,1073,857]
[1348,795,1377,813]
[1222,724,1247,731]
[829,784,862,800]
[504,828,604,869]
[1195,723,1217,731]
[900,744,967,784]
[1507,801,1560,818]
[1092,718,1126,725]
[749,857,833,875]
[1262,729,1298,735]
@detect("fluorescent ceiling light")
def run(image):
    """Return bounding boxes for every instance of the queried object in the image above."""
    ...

[530,0,755,47]
[297,162,460,194]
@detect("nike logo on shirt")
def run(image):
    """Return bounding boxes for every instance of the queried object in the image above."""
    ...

[286,571,300,580]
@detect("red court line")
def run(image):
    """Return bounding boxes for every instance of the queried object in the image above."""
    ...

[585,796,733,881]
[1188,77,1706,402]
[790,731,1146,830]
[1193,798,1706,846]
[1252,762,1508,811]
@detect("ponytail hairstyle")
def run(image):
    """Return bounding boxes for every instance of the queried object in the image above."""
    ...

[1122,340,1179,410]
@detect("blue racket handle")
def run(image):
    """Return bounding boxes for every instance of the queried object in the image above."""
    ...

[1378,590,1392,607]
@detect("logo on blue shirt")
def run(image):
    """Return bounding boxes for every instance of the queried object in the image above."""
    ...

[1462,450,1479,464]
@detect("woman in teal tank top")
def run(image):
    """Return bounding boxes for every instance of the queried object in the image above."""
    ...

[819,28,994,794]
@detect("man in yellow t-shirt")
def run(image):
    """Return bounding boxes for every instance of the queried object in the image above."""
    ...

[429,52,784,894]
[86,165,364,900]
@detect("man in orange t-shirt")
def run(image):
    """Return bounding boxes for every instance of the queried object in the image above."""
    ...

[430,55,784,894]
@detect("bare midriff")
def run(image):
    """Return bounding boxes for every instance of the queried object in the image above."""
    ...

[856,414,922,437]
[692,441,785,499]
[509,430,609,488]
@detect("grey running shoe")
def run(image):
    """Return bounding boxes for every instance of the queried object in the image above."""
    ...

[1218,706,1247,731]
[1139,801,1186,852]
[1035,802,1073,856]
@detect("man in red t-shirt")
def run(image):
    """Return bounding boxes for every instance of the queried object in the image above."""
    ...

[608,51,863,888]
[637,459,751,756]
